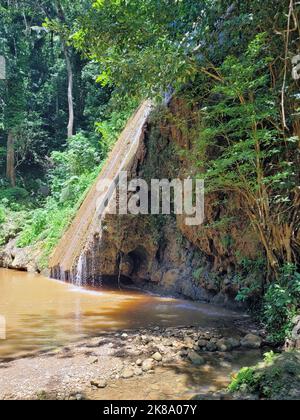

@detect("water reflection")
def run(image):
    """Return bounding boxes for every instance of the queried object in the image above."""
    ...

[0,269,243,361]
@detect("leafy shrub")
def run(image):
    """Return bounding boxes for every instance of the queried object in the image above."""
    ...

[17,209,49,247]
[0,187,29,203]
[49,132,100,201]
[0,206,5,224]
[95,96,138,155]
[0,206,28,246]
[235,257,266,303]
[229,367,257,393]
[263,264,300,344]
[229,352,300,400]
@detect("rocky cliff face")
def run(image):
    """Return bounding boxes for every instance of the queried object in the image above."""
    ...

[59,98,262,309]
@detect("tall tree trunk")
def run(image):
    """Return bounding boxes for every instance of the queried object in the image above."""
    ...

[64,44,74,138]
[6,131,16,187]
[55,0,74,139]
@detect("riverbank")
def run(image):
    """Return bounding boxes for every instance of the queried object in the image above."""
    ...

[0,322,266,400]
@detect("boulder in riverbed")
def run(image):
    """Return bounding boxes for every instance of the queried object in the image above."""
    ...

[216,338,240,352]
[188,351,205,366]
[197,339,209,349]
[241,334,262,349]
[142,359,154,372]
[90,379,107,389]
[152,352,162,362]
[206,341,218,352]
[121,368,135,379]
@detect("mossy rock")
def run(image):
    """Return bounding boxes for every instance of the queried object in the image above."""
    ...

[229,351,300,400]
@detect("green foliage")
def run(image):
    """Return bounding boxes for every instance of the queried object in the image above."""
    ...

[0,0,112,190]
[0,187,29,203]
[193,267,205,282]
[263,264,300,344]
[49,132,100,198]
[235,257,266,303]
[228,367,257,393]
[0,205,27,246]
[73,0,200,99]
[197,33,290,194]
[95,96,138,154]
[229,352,279,394]
[263,351,277,364]
[229,351,300,400]
[0,206,6,224]
[16,133,101,264]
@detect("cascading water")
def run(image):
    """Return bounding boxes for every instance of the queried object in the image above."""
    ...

[74,253,86,287]
[50,100,153,285]
[91,251,96,287]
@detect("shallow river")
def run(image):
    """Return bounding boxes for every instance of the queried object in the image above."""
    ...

[0,268,247,361]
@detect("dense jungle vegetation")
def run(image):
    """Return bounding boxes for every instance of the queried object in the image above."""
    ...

[0,0,299,344]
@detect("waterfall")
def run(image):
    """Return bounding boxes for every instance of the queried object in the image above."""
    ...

[49,100,153,284]
[74,253,86,287]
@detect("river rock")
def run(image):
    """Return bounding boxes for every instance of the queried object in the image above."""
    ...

[152,352,163,362]
[188,351,205,366]
[216,339,229,352]
[142,359,154,372]
[197,339,209,349]
[136,359,143,366]
[216,338,240,352]
[206,341,218,352]
[121,368,134,379]
[134,367,143,376]
[241,334,262,349]
[90,379,107,389]
[184,337,195,349]
[286,316,300,350]
[227,338,240,349]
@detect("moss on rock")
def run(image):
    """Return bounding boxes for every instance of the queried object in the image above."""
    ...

[229,351,300,400]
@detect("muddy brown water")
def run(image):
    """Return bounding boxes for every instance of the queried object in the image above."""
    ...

[0,269,264,399]
[0,268,250,362]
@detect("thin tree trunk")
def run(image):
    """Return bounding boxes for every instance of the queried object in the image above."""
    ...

[6,131,16,187]
[64,44,74,138]
[54,0,74,139]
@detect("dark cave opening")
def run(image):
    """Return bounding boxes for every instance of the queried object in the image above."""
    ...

[128,246,149,275]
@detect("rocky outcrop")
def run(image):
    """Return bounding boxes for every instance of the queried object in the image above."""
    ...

[285,316,300,350]
[65,99,262,307]
[0,239,43,273]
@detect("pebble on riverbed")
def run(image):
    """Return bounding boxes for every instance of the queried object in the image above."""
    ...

[121,368,135,379]
[152,352,163,362]
[241,334,262,349]
[1,323,266,400]
[142,358,154,372]
[188,351,205,366]
[90,379,107,389]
